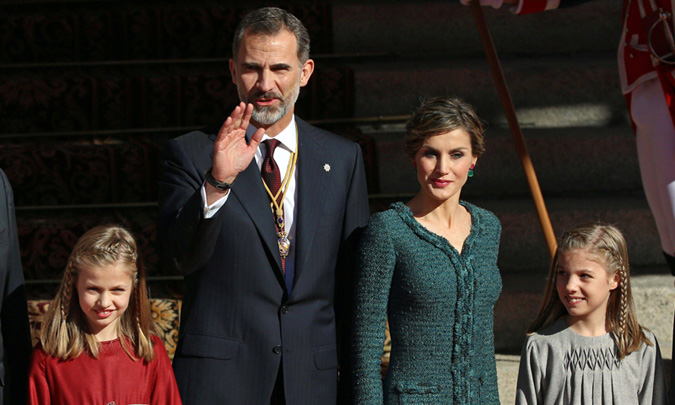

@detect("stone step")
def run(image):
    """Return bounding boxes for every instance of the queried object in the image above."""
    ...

[480,196,663,270]
[0,61,353,134]
[332,0,621,58]
[347,55,627,127]
[368,125,641,197]
[16,208,160,283]
[0,1,333,64]
[1,138,165,206]
[3,0,621,66]
[15,195,661,280]
[369,195,663,270]
[497,353,521,405]
[1,126,377,205]
[6,122,643,204]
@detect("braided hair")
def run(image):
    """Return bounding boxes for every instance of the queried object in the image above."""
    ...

[526,223,650,359]
[40,225,156,361]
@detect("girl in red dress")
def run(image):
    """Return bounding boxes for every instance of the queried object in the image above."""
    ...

[28,225,182,404]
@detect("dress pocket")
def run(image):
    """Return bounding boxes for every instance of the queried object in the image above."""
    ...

[394,383,447,404]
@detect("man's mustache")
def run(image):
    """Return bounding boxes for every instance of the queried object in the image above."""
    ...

[249,91,283,102]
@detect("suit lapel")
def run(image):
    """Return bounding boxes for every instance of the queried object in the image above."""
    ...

[294,120,330,285]
[228,140,284,277]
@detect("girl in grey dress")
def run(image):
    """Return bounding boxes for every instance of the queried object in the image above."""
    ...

[515,224,668,404]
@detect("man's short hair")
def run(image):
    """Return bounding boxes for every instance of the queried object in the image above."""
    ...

[232,7,311,64]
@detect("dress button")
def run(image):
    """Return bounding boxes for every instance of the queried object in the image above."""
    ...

[281,305,289,314]
[273,345,282,354]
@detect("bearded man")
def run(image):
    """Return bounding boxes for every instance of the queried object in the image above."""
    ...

[157,7,369,404]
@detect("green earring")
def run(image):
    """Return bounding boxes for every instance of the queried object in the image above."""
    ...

[468,164,475,178]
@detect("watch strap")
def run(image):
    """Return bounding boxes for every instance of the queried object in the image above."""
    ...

[204,168,233,191]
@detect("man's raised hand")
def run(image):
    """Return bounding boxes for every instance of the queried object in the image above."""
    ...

[207,102,265,199]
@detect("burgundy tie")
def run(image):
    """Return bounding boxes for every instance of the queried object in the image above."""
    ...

[261,139,286,274]
[262,139,282,206]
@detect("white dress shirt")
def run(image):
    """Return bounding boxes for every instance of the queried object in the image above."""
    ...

[200,115,298,270]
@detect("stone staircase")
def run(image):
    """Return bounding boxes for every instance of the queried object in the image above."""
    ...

[333,0,671,333]
[2,0,673,402]
[330,0,674,401]
[0,0,358,298]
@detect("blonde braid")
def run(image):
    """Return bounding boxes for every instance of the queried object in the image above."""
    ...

[53,261,78,356]
[61,262,76,320]
[617,261,628,350]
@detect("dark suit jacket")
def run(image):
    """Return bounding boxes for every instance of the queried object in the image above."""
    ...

[157,117,369,404]
[0,169,31,405]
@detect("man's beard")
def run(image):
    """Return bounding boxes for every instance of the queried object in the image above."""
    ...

[239,85,300,126]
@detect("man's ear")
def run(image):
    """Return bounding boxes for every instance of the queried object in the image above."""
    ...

[299,59,315,87]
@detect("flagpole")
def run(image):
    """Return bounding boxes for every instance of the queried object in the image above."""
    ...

[469,0,557,257]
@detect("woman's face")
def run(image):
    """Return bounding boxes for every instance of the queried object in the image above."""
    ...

[413,129,477,204]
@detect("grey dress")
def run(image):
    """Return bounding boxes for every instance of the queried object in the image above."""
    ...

[515,318,668,405]
[351,201,502,404]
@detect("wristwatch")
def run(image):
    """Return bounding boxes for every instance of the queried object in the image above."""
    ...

[204,168,233,191]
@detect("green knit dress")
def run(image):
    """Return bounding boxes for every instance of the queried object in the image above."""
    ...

[351,201,502,404]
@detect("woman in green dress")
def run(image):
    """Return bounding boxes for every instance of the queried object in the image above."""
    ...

[351,96,502,404]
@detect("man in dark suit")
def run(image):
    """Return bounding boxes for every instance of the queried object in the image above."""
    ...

[0,169,32,405]
[157,7,370,404]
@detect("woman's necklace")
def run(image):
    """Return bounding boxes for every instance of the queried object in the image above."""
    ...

[261,129,298,260]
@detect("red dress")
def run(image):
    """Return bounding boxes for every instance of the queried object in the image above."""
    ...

[28,335,182,405]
